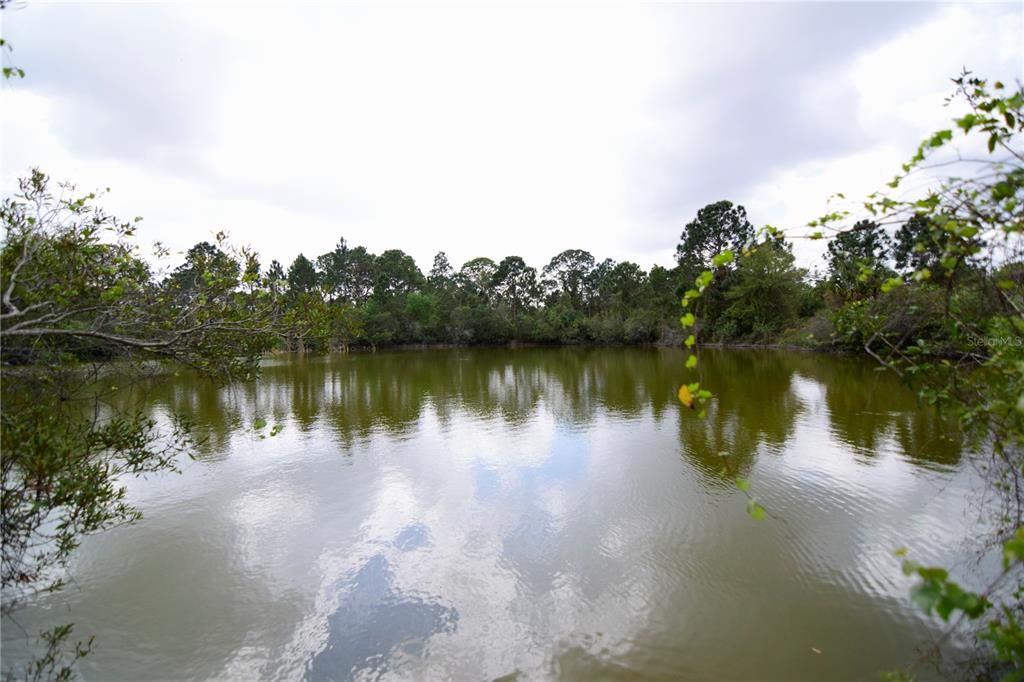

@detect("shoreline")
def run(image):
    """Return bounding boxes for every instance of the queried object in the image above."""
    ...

[268,340,841,355]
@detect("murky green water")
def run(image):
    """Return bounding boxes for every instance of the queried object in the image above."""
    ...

[3,348,988,680]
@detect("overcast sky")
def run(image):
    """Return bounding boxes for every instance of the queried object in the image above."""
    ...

[1,2,1021,274]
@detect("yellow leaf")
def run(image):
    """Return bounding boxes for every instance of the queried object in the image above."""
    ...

[678,384,695,409]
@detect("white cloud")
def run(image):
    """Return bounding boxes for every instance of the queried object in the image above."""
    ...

[2,2,1020,273]
[744,2,1022,264]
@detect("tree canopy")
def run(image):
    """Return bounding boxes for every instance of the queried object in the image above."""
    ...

[1,171,278,678]
[675,200,754,273]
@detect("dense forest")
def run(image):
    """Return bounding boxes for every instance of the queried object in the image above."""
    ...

[157,197,1018,354]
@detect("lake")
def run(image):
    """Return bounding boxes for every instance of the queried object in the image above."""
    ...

[2,348,988,680]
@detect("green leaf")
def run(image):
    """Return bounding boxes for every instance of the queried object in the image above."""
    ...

[735,478,751,492]
[956,113,978,132]
[916,566,949,582]
[993,181,1014,200]
[910,582,942,614]
[253,417,268,430]
[1003,527,1024,568]
[934,596,955,621]
[685,334,696,348]
[746,499,766,520]
[685,354,698,369]
[711,250,734,267]
[680,313,696,328]
[927,129,953,147]
[881,277,904,293]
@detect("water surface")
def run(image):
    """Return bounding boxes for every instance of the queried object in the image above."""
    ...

[3,348,986,680]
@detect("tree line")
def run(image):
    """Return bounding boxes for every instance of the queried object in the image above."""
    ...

[159,191,1017,356]
[191,240,677,350]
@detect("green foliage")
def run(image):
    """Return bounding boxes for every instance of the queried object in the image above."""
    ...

[217,228,799,349]
[542,249,596,312]
[1,170,275,678]
[458,257,498,303]
[286,253,319,295]
[490,256,538,325]
[893,215,944,275]
[722,240,808,342]
[373,249,424,301]
[667,202,823,345]
[675,200,754,273]
[900,560,989,620]
[25,624,93,682]
[890,529,1024,680]
[1,34,25,79]
[981,604,1024,680]
[825,219,892,298]
[679,71,1024,678]
[828,282,952,353]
